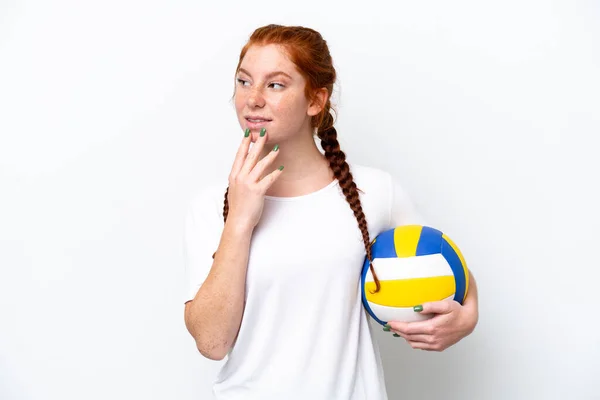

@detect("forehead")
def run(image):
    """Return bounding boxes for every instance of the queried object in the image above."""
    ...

[239,44,299,77]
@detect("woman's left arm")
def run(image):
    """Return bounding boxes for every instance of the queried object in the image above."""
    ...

[387,270,479,351]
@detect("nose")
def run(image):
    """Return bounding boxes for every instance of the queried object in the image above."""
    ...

[247,87,265,108]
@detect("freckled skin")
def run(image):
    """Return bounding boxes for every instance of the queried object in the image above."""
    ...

[234,44,314,146]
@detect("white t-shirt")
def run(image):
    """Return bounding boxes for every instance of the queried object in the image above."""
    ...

[183,163,426,400]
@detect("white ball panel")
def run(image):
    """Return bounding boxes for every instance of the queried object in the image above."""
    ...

[367,294,455,323]
[364,253,453,283]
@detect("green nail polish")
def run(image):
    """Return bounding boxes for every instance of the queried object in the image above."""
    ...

[273,144,279,152]
[244,128,250,137]
[260,128,266,137]
[383,324,390,332]
[393,333,400,337]
[414,305,423,312]
[278,165,284,171]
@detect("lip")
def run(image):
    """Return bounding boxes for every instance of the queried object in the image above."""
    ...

[245,116,272,130]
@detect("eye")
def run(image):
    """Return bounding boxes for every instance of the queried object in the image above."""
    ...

[236,78,250,87]
[269,82,285,89]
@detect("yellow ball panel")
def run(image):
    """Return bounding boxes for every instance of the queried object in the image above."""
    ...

[364,276,456,307]
[393,225,423,257]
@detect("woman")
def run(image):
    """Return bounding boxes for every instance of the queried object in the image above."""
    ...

[183,24,479,399]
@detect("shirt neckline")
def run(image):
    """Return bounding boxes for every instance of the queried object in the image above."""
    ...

[264,178,339,202]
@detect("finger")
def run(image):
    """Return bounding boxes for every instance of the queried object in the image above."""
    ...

[391,331,429,349]
[257,164,284,193]
[240,128,268,177]
[230,128,252,177]
[389,320,433,336]
[407,341,435,351]
[419,300,455,315]
[394,331,433,344]
[248,143,280,182]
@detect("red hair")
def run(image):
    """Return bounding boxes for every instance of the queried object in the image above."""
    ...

[220,24,381,293]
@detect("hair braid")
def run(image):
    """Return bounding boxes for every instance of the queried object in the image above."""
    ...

[317,107,381,293]
[222,186,230,222]
[211,186,230,259]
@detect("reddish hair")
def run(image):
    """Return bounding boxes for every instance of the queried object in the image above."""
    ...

[220,24,381,293]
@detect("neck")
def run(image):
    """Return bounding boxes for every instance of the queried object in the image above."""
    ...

[259,129,333,197]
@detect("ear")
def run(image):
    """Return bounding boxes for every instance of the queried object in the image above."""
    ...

[307,88,329,117]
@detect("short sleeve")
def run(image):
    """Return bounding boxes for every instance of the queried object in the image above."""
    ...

[183,187,225,304]
[388,174,428,228]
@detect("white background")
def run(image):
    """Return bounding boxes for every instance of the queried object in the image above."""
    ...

[1,0,598,399]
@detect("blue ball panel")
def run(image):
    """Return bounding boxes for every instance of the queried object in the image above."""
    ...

[441,237,467,304]
[415,226,444,256]
[371,228,397,258]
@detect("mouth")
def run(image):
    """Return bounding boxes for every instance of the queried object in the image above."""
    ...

[245,116,272,129]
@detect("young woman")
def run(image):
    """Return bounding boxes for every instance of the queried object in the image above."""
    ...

[183,24,479,400]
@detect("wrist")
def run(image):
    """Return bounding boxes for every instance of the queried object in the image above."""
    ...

[224,218,255,237]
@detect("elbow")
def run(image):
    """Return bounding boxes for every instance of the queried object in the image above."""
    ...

[196,341,229,361]
[184,302,231,360]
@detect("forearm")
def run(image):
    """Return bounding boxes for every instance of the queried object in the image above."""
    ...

[185,221,253,360]
[462,270,479,332]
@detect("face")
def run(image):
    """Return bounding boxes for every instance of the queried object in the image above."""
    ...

[234,44,322,143]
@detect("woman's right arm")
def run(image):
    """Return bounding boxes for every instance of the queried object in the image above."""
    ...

[184,219,254,360]
[183,128,282,360]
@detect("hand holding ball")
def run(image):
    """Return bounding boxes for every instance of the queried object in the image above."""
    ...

[361,225,469,325]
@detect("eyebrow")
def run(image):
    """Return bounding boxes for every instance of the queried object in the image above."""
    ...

[238,68,293,81]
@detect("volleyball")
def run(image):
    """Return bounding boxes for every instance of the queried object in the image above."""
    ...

[361,225,469,325]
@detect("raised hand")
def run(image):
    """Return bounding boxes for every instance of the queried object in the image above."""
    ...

[225,128,284,231]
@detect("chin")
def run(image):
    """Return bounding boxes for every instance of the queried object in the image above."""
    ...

[250,127,279,143]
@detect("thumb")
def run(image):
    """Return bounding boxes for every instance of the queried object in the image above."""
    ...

[416,300,454,315]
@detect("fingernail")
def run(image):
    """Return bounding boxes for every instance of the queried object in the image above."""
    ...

[278,165,284,171]
[272,144,279,152]
[393,333,400,337]
[414,305,423,312]
[244,128,250,137]
[383,324,390,332]
[260,128,266,137]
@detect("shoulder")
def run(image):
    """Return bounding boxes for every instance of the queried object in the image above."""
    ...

[348,163,395,195]
[347,163,425,228]
[349,164,394,211]
[185,181,229,224]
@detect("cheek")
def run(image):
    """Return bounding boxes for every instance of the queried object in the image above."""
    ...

[271,93,306,122]
[234,93,244,115]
